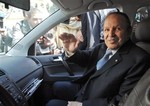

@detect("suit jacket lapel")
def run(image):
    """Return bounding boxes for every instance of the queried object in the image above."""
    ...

[90,40,133,79]
[91,53,122,79]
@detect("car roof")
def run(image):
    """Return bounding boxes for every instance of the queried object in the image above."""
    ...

[51,0,150,19]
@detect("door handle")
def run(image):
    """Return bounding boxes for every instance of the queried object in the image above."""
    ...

[53,56,63,61]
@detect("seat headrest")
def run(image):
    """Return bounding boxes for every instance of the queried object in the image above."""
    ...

[135,18,150,42]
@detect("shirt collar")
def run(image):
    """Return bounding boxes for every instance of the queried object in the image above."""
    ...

[107,48,118,55]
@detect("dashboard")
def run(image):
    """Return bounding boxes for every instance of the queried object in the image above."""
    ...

[0,56,43,106]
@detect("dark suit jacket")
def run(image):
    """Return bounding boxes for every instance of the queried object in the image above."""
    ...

[66,40,150,106]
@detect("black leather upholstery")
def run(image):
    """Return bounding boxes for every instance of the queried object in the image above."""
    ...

[121,18,150,106]
[122,69,150,106]
[134,18,150,54]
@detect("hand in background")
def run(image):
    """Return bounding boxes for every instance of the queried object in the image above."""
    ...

[59,32,80,53]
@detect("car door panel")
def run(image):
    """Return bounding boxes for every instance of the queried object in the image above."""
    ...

[34,55,85,82]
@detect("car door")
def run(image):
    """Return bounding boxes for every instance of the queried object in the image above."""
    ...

[35,54,85,82]
[31,15,85,82]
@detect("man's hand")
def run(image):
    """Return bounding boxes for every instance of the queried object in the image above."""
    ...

[59,33,80,53]
[68,101,82,106]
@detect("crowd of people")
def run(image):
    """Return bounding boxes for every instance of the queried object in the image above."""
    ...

[0,7,83,55]
[0,7,60,55]
[0,7,119,55]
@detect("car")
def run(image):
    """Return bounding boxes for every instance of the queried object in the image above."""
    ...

[0,0,149,106]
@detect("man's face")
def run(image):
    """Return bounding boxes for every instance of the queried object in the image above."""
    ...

[29,12,43,27]
[104,14,130,49]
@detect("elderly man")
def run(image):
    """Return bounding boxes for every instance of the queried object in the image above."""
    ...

[46,12,150,106]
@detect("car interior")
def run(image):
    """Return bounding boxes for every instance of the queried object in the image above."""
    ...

[121,15,150,106]
[0,0,150,106]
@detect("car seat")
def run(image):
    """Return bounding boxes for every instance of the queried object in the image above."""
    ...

[121,18,150,106]
[122,69,150,106]
[133,18,150,54]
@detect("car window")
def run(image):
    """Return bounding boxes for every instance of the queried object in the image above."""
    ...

[35,8,118,56]
[131,6,150,42]
[0,0,58,54]
[35,15,82,55]
[135,6,150,22]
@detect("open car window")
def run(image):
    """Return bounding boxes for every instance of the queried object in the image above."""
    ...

[35,8,118,56]
[0,0,59,54]
[135,6,150,22]
[35,15,82,56]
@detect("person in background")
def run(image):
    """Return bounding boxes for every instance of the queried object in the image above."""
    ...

[0,28,11,52]
[46,12,150,106]
[81,8,118,49]
[0,13,12,52]
[53,15,83,50]
[36,30,62,55]
[8,7,60,55]
[11,7,44,45]
[0,7,44,51]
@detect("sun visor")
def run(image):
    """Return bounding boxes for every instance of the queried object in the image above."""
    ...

[0,0,30,11]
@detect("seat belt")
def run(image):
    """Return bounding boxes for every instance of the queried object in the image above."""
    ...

[61,60,74,76]
[53,56,74,76]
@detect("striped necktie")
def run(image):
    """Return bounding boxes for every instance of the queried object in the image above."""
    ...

[96,50,112,70]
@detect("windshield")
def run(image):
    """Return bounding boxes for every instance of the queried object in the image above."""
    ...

[0,0,59,54]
